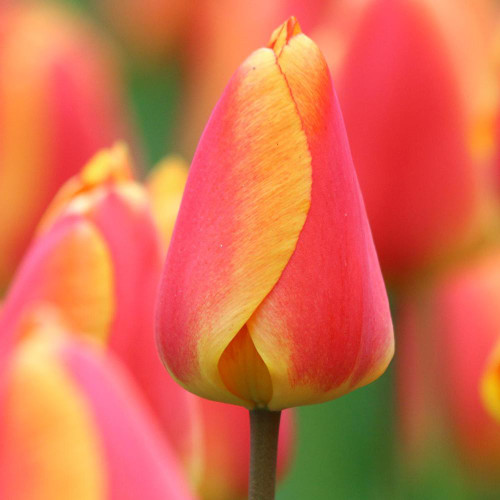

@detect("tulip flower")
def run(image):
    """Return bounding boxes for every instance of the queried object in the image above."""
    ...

[0,145,198,473]
[157,16,394,411]
[334,0,497,282]
[0,3,136,287]
[0,307,192,500]
[158,18,393,497]
[396,250,500,479]
[194,400,294,500]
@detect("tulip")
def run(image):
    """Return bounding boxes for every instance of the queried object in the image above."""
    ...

[396,250,500,479]
[146,156,189,249]
[0,307,192,500]
[0,3,136,287]
[334,0,497,282]
[157,17,394,411]
[0,145,198,472]
[194,400,294,500]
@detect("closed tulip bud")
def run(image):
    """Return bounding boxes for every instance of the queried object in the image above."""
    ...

[0,308,193,500]
[157,18,394,410]
[335,0,498,282]
[194,400,294,500]
[0,145,198,471]
[0,3,136,286]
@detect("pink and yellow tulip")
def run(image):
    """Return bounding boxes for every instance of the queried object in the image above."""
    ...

[0,308,192,500]
[0,145,197,470]
[156,18,394,410]
[0,3,135,287]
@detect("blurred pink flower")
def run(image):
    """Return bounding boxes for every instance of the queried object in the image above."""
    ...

[0,308,193,500]
[0,3,137,287]
[0,145,198,473]
[397,249,500,479]
[333,0,498,283]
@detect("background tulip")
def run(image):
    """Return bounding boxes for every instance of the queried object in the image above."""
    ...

[335,0,498,282]
[157,17,394,411]
[396,250,500,481]
[0,308,192,500]
[0,146,199,473]
[0,3,136,288]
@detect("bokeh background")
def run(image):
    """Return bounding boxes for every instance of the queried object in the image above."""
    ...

[3,0,500,499]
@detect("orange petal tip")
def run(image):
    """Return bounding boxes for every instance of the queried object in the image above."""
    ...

[268,16,302,56]
[80,142,133,188]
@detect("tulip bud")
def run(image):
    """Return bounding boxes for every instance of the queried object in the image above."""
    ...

[194,400,294,500]
[0,145,198,471]
[0,3,136,286]
[157,18,394,410]
[0,308,193,500]
[335,0,498,282]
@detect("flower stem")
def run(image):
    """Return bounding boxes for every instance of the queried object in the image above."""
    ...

[249,409,282,500]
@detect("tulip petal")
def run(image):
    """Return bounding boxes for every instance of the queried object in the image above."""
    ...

[62,340,193,500]
[0,215,114,357]
[0,318,193,500]
[157,44,313,405]
[247,28,394,409]
[0,328,106,500]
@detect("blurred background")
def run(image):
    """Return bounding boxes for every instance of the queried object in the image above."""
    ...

[2,0,500,499]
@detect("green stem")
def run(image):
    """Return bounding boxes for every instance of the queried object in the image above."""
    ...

[249,409,282,500]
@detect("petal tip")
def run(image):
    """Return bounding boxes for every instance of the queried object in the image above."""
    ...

[268,16,302,56]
